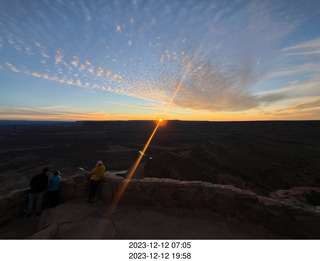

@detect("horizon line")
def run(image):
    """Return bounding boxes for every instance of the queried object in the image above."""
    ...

[1,119,320,123]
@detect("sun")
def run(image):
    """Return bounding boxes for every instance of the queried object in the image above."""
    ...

[157,118,167,126]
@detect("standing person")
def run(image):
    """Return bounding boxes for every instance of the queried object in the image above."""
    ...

[47,170,61,207]
[88,160,105,203]
[25,167,49,215]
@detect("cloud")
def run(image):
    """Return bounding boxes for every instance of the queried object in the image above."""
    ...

[25,46,34,55]
[66,79,73,85]
[71,56,79,67]
[5,62,20,72]
[96,67,104,77]
[287,99,320,111]
[87,67,94,74]
[164,57,265,112]
[31,72,41,77]
[266,63,320,79]
[104,101,166,110]
[34,41,50,58]
[2,0,319,121]
[253,107,320,121]
[8,65,88,89]
[2,42,307,116]
[283,38,320,56]
[257,93,285,104]
[34,42,43,48]
[261,96,320,120]
[55,50,64,64]
[0,104,141,121]
[0,105,109,121]
[40,51,50,59]
[256,80,320,99]
[112,73,121,80]
[6,37,23,51]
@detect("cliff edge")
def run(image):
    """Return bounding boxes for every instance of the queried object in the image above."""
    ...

[0,173,320,239]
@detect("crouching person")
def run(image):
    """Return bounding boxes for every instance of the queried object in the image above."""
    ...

[87,161,105,203]
[25,167,49,216]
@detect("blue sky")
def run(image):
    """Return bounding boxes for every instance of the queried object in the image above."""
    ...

[0,0,320,121]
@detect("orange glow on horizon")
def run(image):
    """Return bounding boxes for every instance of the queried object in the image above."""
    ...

[158,118,167,126]
[3,111,316,122]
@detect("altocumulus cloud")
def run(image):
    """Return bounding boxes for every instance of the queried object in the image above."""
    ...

[1,0,319,119]
[166,56,283,112]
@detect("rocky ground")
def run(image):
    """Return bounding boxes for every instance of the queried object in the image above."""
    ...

[0,198,285,239]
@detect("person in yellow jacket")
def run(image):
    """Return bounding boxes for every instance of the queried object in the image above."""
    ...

[88,160,105,203]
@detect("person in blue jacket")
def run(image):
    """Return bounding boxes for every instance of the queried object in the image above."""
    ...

[47,170,61,207]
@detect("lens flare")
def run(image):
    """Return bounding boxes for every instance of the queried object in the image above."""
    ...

[93,120,161,238]
[158,118,167,126]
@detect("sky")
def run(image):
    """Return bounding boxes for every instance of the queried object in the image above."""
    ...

[0,0,320,121]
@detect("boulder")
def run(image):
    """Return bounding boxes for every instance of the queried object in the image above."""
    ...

[270,187,320,206]
[0,188,29,225]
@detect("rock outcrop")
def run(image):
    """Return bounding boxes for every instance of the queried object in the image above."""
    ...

[1,172,320,238]
[270,187,320,206]
[29,200,281,239]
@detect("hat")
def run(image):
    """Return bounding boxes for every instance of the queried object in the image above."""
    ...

[97,160,103,166]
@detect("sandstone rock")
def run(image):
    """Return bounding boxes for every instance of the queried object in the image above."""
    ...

[53,216,117,239]
[59,173,91,201]
[28,224,58,239]
[295,215,320,238]
[27,200,286,239]
[208,191,238,215]
[270,187,320,206]
[0,188,29,225]
[38,198,100,230]
[1,173,320,239]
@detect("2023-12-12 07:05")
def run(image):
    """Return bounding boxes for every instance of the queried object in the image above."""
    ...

[129,241,192,249]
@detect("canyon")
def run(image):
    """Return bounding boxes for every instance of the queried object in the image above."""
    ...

[0,120,319,238]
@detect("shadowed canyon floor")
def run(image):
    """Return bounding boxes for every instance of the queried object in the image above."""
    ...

[1,120,320,196]
[0,199,285,239]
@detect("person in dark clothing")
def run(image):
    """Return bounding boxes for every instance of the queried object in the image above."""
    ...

[25,167,49,215]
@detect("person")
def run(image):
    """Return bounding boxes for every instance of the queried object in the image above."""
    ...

[25,167,49,215]
[88,160,105,203]
[47,170,61,207]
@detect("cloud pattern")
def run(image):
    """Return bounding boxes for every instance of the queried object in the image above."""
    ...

[0,0,320,119]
